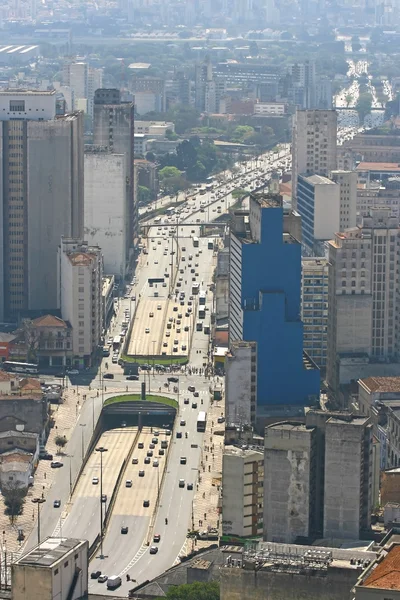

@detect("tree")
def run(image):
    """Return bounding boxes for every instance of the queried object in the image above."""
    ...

[22,319,40,364]
[345,94,353,108]
[138,186,153,204]
[3,481,27,524]
[356,92,373,123]
[158,581,220,600]
[55,434,67,454]
[232,188,247,199]
[145,151,156,162]
[165,129,179,140]
[159,166,182,180]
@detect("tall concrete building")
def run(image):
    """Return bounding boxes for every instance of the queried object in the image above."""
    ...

[229,193,320,422]
[0,90,83,321]
[327,208,400,392]
[292,109,337,210]
[62,61,103,116]
[195,58,226,113]
[302,257,329,369]
[222,446,264,538]
[84,148,127,280]
[58,238,103,367]
[289,60,316,109]
[330,169,358,232]
[93,89,136,252]
[264,422,316,543]
[225,341,257,427]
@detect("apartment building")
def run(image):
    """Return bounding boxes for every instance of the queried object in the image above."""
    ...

[357,179,400,220]
[330,169,358,231]
[291,109,337,209]
[222,446,264,538]
[0,90,83,321]
[302,257,329,369]
[58,238,103,367]
[93,88,136,247]
[326,208,400,392]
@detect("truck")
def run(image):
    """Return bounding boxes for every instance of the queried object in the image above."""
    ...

[107,576,122,590]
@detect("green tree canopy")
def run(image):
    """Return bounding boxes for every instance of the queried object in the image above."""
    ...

[159,166,182,180]
[356,92,373,123]
[158,581,220,600]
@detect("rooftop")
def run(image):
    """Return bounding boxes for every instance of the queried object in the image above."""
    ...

[302,174,337,185]
[16,537,86,568]
[266,421,309,432]
[360,376,400,394]
[357,162,400,172]
[224,446,263,458]
[361,544,400,590]
[68,252,95,266]
[32,314,68,328]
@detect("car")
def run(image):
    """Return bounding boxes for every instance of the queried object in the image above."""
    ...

[176,431,182,439]
[149,312,154,317]
[125,480,132,488]
[53,500,61,508]
[217,416,225,423]
[158,448,165,456]
[154,431,160,436]
[157,304,162,310]
[121,526,128,534]
[101,494,107,503]
[132,457,139,464]
[194,391,199,397]
[145,328,150,334]
[112,356,118,364]
[166,429,171,436]
[103,373,114,379]
[180,419,186,426]
[179,479,185,488]
[180,457,187,465]
[188,385,195,392]
[187,483,194,490]
[147,450,153,457]
[182,345,187,351]
[143,499,150,507]
[163,282,167,287]
[153,533,161,543]
[153,459,159,467]
[168,376,179,383]
[98,575,108,583]
[184,326,189,332]
[163,342,168,348]
[166,331,171,337]
[51,461,63,468]
[91,571,101,580]
[152,437,158,444]
[126,375,139,380]
[67,369,79,375]
[138,442,144,449]
[184,398,189,404]
[149,443,155,449]
[39,452,53,460]
[149,546,159,554]
[173,306,178,312]
[192,402,197,409]
[139,470,145,477]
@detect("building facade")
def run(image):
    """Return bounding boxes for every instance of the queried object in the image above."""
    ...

[58,238,103,367]
[229,194,320,420]
[93,88,136,250]
[225,341,256,427]
[330,169,358,232]
[0,90,84,321]
[291,109,337,209]
[302,257,329,369]
[222,446,264,538]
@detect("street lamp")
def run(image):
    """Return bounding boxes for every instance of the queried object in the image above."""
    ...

[96,446,108,559]
[79,423,86,462]
[31,498,46,545]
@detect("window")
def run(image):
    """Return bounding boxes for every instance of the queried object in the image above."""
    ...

[64,561,68,568]
[10,100,25,112]
[54,569,59,575]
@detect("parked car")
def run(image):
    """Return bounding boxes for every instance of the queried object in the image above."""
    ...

[51,461,63,469]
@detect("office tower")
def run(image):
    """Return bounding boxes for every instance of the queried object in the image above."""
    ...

[297,174,340,255]
[323,416,372,539]
[0,90,83,321]
[93,88,136,251]
[228,193,319,421]
[302,257,329,369]
[289,60,316,109]
[264,422,316,543]
[58,238,103,367]
[330,170,358,231]
[326,208,400,393]
[62,61,103,116]
[84,149,127,279]
[225,341,257,427]
[292,109,337,210]
[222,446,264,538]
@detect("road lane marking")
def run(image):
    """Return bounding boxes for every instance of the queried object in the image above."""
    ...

[118,545,148,576]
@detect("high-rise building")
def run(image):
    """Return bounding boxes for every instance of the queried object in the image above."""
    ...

[225,341,257,427]
[315,76,333,110]
[326,208,400,393]
[289,60,316,109]
[222,446,264,538]
[330,169,358,232]
[0,90,83,321]
[84,148,127,279]
[297,174,340,255]
[58,238,103,367]
[302,257,329,369]
[228,193,320,421]
[195,58,226,113]
[292,109,337,210]
[264,422,316,543]
[93,88,136,251]
[62,61,103,116]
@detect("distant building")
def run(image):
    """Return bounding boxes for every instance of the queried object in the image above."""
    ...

[134,120,174,136]
[0,89,84,321]
[62,60,103,116]
[131,77,165,114]
[12,537,88,600]
[28,314,72,369]
[302,257,329,368]
[292,109,337,209]
[229,193,319,422]
[58,238,103,367]
[254,102,286,115]
[222,446,264,538]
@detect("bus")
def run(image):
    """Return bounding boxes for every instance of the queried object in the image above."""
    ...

[199,291,206,305]
[154,216,162,224]
[113,336,121,350]
[192,282,200,295]
[193,237,199,248]
[2,361,38,375]
[166,207,175,217]
[199,308,206,319]
[197,411,207,432]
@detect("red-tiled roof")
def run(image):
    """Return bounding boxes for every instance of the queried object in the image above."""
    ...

[32,315,67,328]
[362,545,400,590]
[360,377,400,394]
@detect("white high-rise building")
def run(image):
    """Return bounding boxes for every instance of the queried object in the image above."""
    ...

[58,238,103,367]
[63,61,103,116]
[330,170,358,232]
[292,109,337,210]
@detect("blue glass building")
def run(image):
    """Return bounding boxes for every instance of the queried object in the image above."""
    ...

[229,194,320,418]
